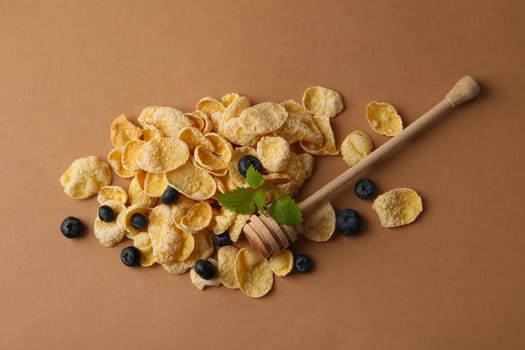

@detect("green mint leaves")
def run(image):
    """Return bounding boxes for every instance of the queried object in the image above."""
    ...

[217,165,302,226]
[268,195,303,226]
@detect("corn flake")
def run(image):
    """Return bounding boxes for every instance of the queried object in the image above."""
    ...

[190,258,221,290]
[107,147,136,178]
[218,245,240,289]
[300,115,339,155]
[166,162,217,201]
[239,102,288,135]
[372,188,423,228]
[256,136,290,173]
[118,204,151,238]
[60,156,112,199]
[110,114,143,147]
[277,100,323,145]
[128,176,158,208]
[221,93,240,107]
[302,86,344,117]
[234,248,273,298]
[136,137,189,173]
[122,140,145,171]
[366,101,403,136]
[302,200,335,242]
[341,130,374,167]
[132,232,155,267]
[97,185,128,205]
[93,200,126,247]
[148,204,182,264]
[143,172,168,197]
[269,249,293,276]
[180,201,213,232]
[152,106,192,137]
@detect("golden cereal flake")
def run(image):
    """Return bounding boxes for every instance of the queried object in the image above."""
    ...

[110,114,143,147]
[93,200,126,247]
[372,188,423,228]
[302,86,344,117]
[234,248,273,298]
[60,156,112,199]
[302,200,335,242]
[269,249,294,276]
[366,101,403,136]
[218,245,240,289]
[256,136,291,173]
[340,130,374,167]
[136,137,189,173]
[97,185,128,205]
[166,162,217,201]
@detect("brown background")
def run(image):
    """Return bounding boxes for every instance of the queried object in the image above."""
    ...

[1,1,524,349]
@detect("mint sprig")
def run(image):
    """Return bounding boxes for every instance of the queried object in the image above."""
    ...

[216,167,302,226]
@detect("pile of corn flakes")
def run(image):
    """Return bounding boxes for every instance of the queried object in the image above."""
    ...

[60,87,423,298]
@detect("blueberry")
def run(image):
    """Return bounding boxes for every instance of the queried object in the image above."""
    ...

[161,186,180,204]
[60,216,84,238]
[355,179,376,200]
[336,209,362,236]
[237,155,263,177]
[294,254,312,273]
[130,213,148,229]
[98,205,115,222]
[121,246,141,267]
[213,232,232,247]
[194,259,216,280]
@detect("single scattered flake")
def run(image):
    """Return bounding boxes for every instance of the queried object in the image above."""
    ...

[366,101,403,136]
[269,249,293,276]
[218,246,240,289]
[93,200,126,247]
[302,86,344,117]
[110,114,143,147]
[302,200,335,242]
[341,130,374,167]
[190,258,221,290]
[97,185,128,205]
[372,188,423,228]
[136,137,189,173]
[256,136,291,173]
[60,156,112,199]
[234,248,273,298]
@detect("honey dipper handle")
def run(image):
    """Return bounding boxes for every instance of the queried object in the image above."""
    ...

[298,76,480,213]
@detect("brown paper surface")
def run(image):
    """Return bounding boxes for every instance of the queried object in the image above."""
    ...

[1,1,524,349]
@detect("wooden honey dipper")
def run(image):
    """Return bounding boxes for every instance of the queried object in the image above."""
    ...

[243,76,481,257]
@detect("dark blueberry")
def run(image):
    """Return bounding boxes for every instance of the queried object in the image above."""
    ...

[161,186,180,204]
[60,216,84,238]
[194,259,216,280]
[121,246,141,267]
[355,179,376,200]
[294,254,312,273]
[98,205,115,222]
[237,155,263,177]
[336,209,362,236]
[130,213,148,230]
[213,232,233,247]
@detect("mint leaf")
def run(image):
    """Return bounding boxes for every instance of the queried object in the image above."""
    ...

[268,195,303,226]
[217,188,255,215]
[253,190,267,214]
[246,165,264,189]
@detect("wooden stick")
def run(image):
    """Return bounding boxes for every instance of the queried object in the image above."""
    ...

[298,76,480,213]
